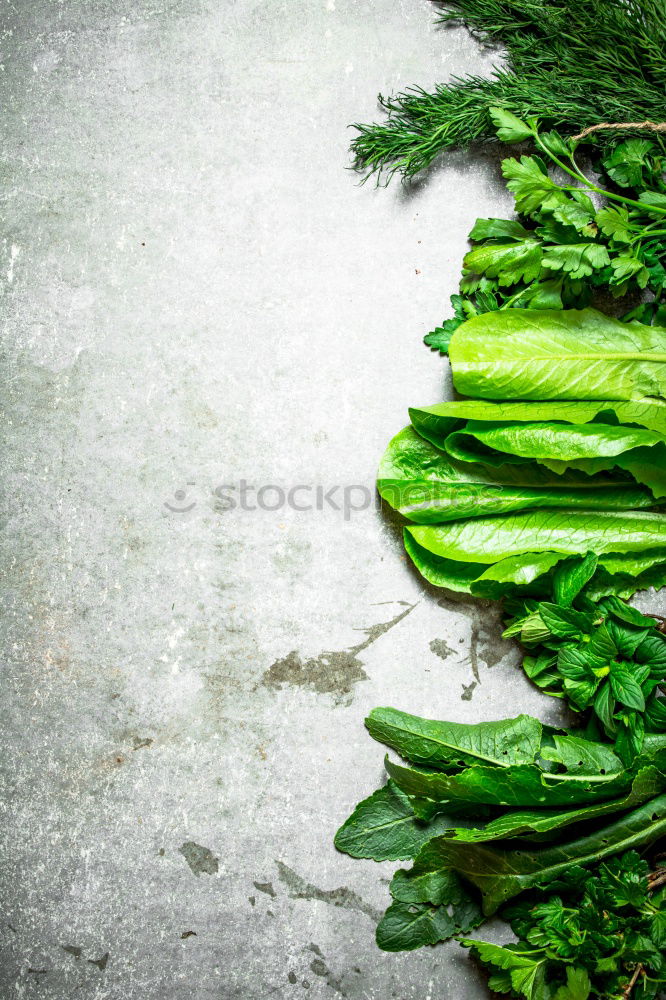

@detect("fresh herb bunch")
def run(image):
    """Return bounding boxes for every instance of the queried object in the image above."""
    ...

[351,0,666,181]
[503,593,666,762]
[426,118,666,353]
[464,850,666,1000]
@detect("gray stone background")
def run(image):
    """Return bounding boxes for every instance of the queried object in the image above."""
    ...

[3,2,656,998]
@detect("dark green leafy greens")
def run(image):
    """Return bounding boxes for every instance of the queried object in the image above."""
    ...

[335,707,666,976]
[503,595,666,760]
[342,11,666,996]
[463,851,666,999]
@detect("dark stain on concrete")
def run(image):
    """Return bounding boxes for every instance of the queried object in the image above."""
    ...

[307,944,345,996]
[88,953,109,971]
[261,602,416,702]
[436,594,516,697]
[275,861,382,922]
[180,931,197,940]
[253,881,276,898]
[261,649,367,701]
[62,945,81,959]
[178,841,219,877]
[248,896,256,906]
[131,737,153,751]
[288,971,298,984]
[352,602,415,650]
[429,637,455,660]
[308,944,324,958]
[461,681,477,701]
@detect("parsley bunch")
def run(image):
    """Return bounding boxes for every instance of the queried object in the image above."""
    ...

[464,850,666,999]
[426,119,666,353]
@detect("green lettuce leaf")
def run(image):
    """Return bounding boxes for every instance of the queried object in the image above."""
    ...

[334,780,452,861]
[378,427,657,523]
[443,422,666,498]
[385,757,640,809]
[447,308,666,400]
[404,511,666,599]
[410,399,666,438]
[429,767,666,843]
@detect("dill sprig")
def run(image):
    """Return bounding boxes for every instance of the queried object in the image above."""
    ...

[352,0,666,181]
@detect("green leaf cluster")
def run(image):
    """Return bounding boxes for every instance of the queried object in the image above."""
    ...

[425,134,666,352]
[349,1,666,182]
[464,851,666,999]
[334,707,666,960]
[504,595,666,759]
[379,399,666,525]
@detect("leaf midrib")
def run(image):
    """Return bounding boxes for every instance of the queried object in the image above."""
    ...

[378,720,520,768]
[459,352,666,362]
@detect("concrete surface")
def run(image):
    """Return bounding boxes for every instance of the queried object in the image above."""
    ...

[1,3,655,999]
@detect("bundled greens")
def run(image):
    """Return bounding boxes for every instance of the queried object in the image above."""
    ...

[379,398,666,527]
[335,707,666,980]
[338,6,666,996]
[426,121,666,351]
[503,596,666,759]
[350,0,666,181]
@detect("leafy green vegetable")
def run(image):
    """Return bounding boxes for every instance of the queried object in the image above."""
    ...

[378,426,657,524]
[410,399,666,438]
[385,755,663,810]
[365,707,542,769]
[404,511,666,600]
[427,767,666,844]
[447,308,666,401]
[465,851,666,999]
[333,780,453,861]
[407,795,666,915]
[504,597,666,757]
[375,895,482,952]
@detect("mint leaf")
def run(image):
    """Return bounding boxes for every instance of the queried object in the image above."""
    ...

[609,664,646,711]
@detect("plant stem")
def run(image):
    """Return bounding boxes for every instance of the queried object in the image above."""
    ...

[621,962,644,998]
[533,134,666,217]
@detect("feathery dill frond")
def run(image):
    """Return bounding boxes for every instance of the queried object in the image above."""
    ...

[351,0,666,181]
